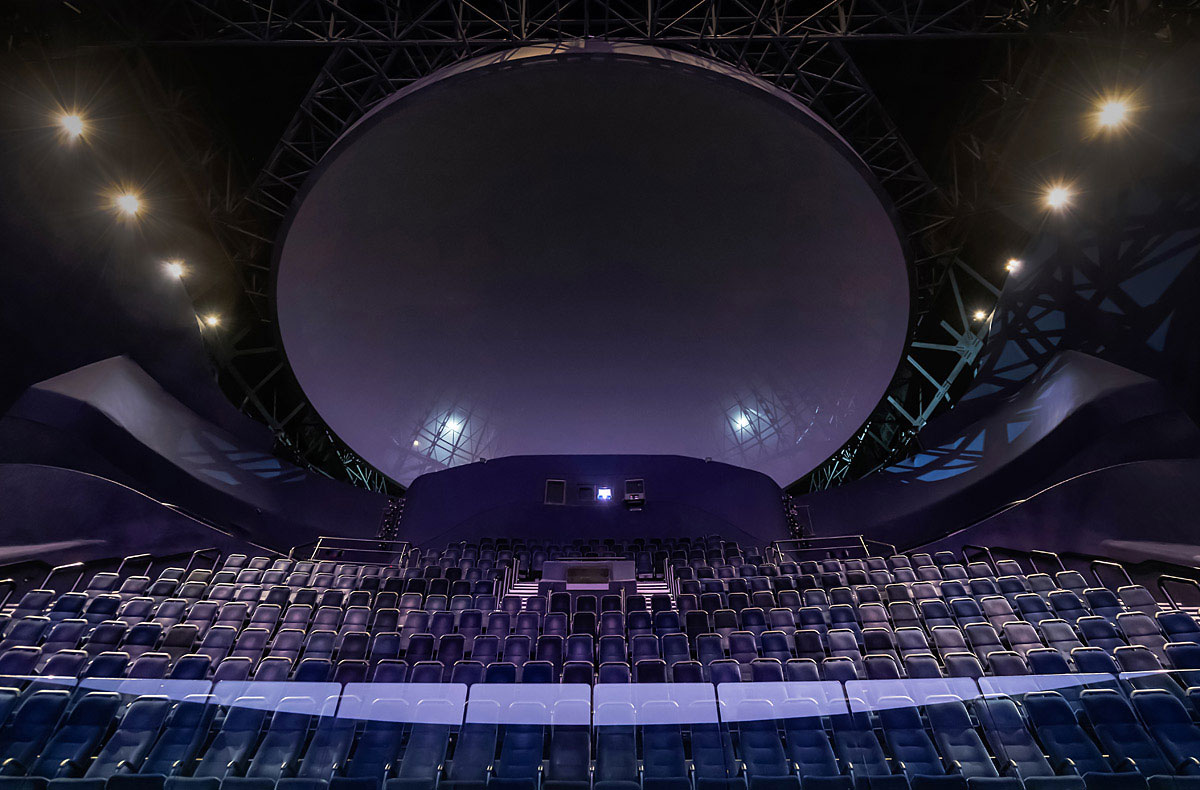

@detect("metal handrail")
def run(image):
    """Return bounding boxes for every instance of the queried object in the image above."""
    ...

[43,562,86,592]
[1029,550,1066,573]
[1091,559,1133,589]
[1157,575,1200,610]
[117,553,154,577]
[771,535,896,562]
[303,536,413,565]
[961,544,998,569]
[0,579,15,609]
[185,548,222,574]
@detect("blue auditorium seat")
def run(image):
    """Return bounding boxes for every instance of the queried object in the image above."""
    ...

[689,722,741,790]
[520,660,554,683]
[641,722,689,790]
[1024,691,1112,777]
[562,660,594,684]
[593,718,637,790]
[976,697,1085,789]
[544,720,590,790]
[490,716,545,790]
[226,707,314,789]
[864,654,902,680]
[1049,592,1091,626]
[471,634,500,666]
[1157,611,1200,645]
[441,721,496,790]
[484,662,518,683]
[0,692,120,787]
[1082,591,1125,625]
[831,712,909,789]
[386,717,451,790]
[1117,613,1171,664]
[1132,690,1200,776]
[944,653,984,680]
[736,712,801,790]
[276,717,356,790]
[784,658,820,682]
[878,701,963,787]
[925,698,1018,786]
[410,660,444,683]
[1080,689,1172,776]
[331,714,405,790]
[0,646,41,675]
[48,696,170,790]
[452,659,486,685]
[162,703,266,790]
[0,690,71,778]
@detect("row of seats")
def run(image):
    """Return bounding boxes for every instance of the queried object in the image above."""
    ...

[4,609,1199,681]
[0,681,1197,790]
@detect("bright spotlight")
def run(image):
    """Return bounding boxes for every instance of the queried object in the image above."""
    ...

[412,440,420,447]
[1096,99,1130,129]
[446,419,463,433]
[1005,258,1022,273]
[1044,186,1072,210]
[734,415,750,430]
[203,314,221,327]
[164,260,185,278]
[115,193,141,216]
[972,309,989,322]
[59,113,85,138]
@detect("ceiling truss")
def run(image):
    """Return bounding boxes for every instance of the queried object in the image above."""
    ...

[84,0,1187,492]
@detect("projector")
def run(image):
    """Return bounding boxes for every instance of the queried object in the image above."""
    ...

[623,478,646,510]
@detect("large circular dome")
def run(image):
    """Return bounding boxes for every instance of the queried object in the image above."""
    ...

[275,43,910,486]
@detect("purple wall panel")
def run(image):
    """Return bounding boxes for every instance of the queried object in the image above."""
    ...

[0,357,387,551]
[794,351,1200,550]
[912,459,1200,569]
[0,463,269,568]
[401,454,788,547]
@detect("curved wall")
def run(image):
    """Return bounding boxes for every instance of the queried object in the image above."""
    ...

[400,454,789,548]
[0,357,388,551]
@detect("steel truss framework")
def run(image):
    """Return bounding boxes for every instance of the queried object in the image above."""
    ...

[89,0,1188,492]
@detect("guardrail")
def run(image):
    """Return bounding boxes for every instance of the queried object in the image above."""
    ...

[0,671,1172,725]
[1091,559,1134,588]
[770,535,898,562]
[296,536,414,566]
[1158,574,1200,610]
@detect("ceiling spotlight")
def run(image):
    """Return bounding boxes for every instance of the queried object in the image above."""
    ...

[412,440,420,447]
[1005,258,1022,273]
[203,314,221,327]
[972,309,989,322]
[1044,186,1072,210]
[58,113,85,138]
[446,419,462,433]
[164,260,185,278]
[1096,99,1130,129]
[735,415,751,430]
[115,193,141,216]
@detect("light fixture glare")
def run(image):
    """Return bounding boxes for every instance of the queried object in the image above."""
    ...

[59,113,85,138]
